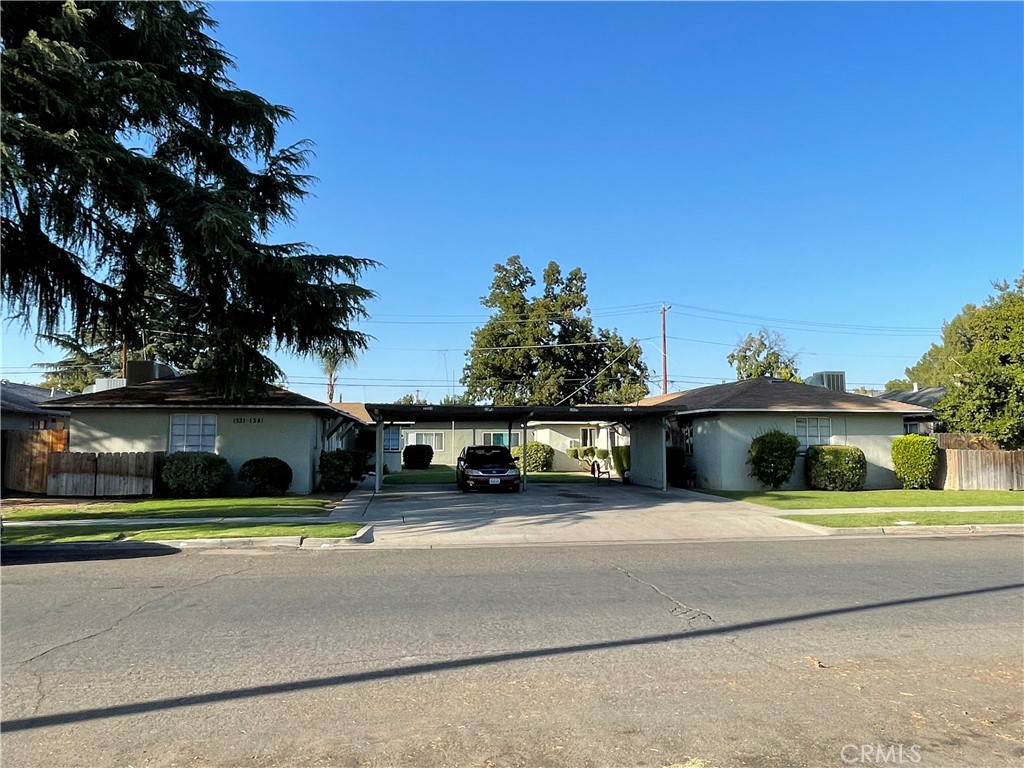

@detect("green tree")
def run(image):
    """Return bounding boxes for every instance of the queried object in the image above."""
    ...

[440,392,477,405]
[933,274,1024,449]
[460,256,649,405]
[1,1,377,400]
[394,393,427,405]
[885,310,978,392]
[727,329,800,381]
[318,344,357,403]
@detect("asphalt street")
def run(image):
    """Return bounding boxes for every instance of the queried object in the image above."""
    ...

[1,537,1022,768]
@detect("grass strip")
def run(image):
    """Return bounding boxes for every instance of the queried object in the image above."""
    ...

[700,489,1023,510]
[1,496,331,522]
[783,510,1024,528]
[1,522,363,545]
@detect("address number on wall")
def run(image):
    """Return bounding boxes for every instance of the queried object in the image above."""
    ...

[232,417,264,424]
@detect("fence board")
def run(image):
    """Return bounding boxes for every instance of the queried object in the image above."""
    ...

[938,449,1024,491]
[3,430,66,494]
[96,452,155,496]
[47,452,97,496]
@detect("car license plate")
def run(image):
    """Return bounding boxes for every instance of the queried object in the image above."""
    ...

[489,478,500,485]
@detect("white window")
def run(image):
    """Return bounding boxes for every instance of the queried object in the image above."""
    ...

[408,432,444,451]
[482,432,521,447]
[904,422,921,435]
[795,417,831,449]
[581,427,597,447]
[169,414,217,453]
[383,426,401,452]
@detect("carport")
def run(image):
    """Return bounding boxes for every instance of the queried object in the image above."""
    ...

[365,403,679,492]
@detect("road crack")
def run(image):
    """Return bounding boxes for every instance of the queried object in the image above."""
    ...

[615,567,716,629]
[16,566,254,666]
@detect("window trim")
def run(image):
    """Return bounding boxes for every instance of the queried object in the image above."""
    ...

[580,427,597,447]
[795,416,831,450]
[169,413,217,454]
[482,432,521,448]
[407,431,445,452]
[382,426,401,453]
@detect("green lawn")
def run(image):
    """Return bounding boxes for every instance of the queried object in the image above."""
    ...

[1,521,363,545]
[699,489,1023,510]
[784,510,1024,528]
[0,496,330,522]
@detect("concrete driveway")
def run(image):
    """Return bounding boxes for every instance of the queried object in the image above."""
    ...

[338,480,824,547]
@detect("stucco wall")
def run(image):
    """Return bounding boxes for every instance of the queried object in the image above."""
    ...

[69,409,325,494]
[702,412,904,491]
[532,423,615,472]
[629,417,667,489]
[689,417,722,489]
[397,422,534,470]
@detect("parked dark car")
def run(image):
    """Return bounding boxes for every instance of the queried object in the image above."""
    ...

[456,445,521,492]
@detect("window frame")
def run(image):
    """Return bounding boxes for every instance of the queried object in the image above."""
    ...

[482,432,521,448]
[407,431,445,452]
[580,427,597,447]
[169,413,217,454]
[382,426,401,453]
[794,416,832,450]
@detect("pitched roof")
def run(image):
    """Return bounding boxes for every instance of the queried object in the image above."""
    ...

[42,375,344,415]
[880,386,947,408]
[331,402,372,424]
[639,378,932,414]
[1,381,73,417]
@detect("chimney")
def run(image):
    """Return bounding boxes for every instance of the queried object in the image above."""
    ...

[912,382,919,393]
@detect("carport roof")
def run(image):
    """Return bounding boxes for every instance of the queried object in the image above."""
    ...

[364,403,679,425]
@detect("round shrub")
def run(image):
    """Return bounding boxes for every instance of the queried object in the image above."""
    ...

[611,445,631,478]
[161,451,232,498]
[402,443,433,470]
[747,429,800,490]
[319,450,353,491]
[891,434,939,489]
[511,441,554,472]
[238,456,292,495]
[805,445,866,491]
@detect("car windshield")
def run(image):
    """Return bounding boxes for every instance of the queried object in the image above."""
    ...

[464,447,514,468]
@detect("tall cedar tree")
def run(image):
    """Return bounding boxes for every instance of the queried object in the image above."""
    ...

[1,1,376,399]
[461,256,649,405]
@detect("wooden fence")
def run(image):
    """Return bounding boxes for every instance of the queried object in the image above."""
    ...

[935,433,1001,451]
[47,451,163,497]
[2,429,69,494]
[939,449,1024,491]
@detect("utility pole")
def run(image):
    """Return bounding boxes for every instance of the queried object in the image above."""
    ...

[661,304,671,395]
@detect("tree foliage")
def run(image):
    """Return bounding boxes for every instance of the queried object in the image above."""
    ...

[394,393,427,405]
[932,274,1024,449]
[460,257,649,405]
[1,1,377,400]
[727,328,800,381]
[884,309,978,392]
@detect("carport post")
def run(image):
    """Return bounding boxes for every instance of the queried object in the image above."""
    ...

[521,421,529,491]
[374,417,384,492]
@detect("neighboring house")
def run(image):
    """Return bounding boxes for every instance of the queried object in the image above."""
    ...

[331,403,406,474]
[879,386,946,434]
[44,375,361,494]
[640,378,933,491]
[530,420,624,471]
[0,381,73,431]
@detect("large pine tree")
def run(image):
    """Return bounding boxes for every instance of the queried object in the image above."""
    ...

[1,1,376,399]
[461,256,649,405]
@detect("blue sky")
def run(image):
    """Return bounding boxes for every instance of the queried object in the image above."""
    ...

[2,1,1021,402]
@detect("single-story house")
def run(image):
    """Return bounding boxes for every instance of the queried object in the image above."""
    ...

[44,375,362,494]
[641,378,934,491]
[880,386,946,434]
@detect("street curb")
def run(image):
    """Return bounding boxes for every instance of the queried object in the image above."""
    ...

[301,524,374,548]
[826,524,1023,537]
[170,535,303,549]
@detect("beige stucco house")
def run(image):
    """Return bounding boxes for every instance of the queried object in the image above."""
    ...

[46,376,361,494]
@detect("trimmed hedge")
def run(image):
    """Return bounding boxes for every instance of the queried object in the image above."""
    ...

[511,441,554,472]
[161,452,233,498]
[237,456,293,495]
[611,445,631,478]
[804,445,866,491]
[891,435,939,489]
[319,450,353,491]
[402,443,433,470]
[747,429,800,490]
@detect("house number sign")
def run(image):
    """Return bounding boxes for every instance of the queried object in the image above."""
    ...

[232,417,264,424]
